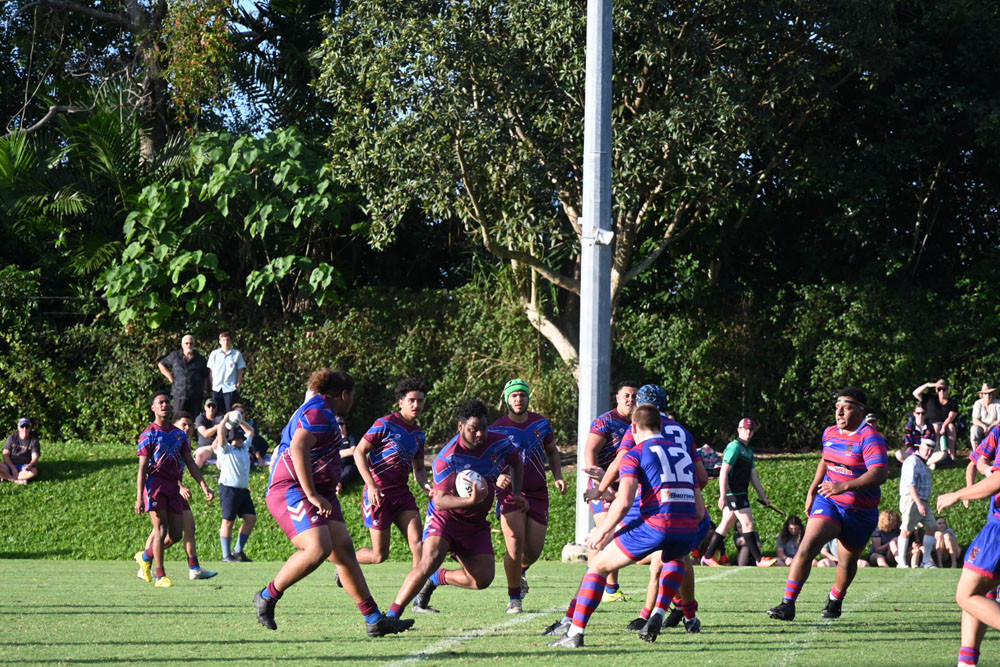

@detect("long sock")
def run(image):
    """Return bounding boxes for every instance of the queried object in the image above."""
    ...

[682,600,698,620]
[783,579,802,603]
[640,607,651,620]
[562,597,577,624]
[653,561,685,613]
[508,587,521,600]
[830,585,845,601]
[188,556,199,569]
[704,532,725,559]
[155,566,166,579]
[358,595,382,624]
[604,582,619,595]
[959,646,980,665]
[746,531,764,562]
[921,534,935,566]
[388,602,404,618]
[898,534,910,563]
[430,569,448,586]
[237,531,251,554]
[263,581,283,600]
[143,548,154,562]
[570,573,607,634]
[221,536,232,558]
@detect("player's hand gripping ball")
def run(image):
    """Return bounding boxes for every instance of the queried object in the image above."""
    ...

[225,410,243,429]
[455,469,486,498]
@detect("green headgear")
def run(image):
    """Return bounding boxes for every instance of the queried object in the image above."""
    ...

[503,378,531,404]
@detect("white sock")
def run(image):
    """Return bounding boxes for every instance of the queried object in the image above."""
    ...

[561,616,572,624]
[898,535,910,563]
[922,534,936,565]
[566,625,584,637]
[651,607,666,619]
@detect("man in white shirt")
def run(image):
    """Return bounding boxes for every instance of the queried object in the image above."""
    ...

[971,383,1000,448]
[898,441,937,569]
[207,331,247,412]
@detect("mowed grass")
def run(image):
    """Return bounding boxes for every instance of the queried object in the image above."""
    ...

[0,559,976,666]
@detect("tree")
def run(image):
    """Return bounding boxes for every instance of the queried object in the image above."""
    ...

[314,0,889,368]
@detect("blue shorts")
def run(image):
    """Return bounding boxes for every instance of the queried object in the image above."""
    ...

[614,518,698,562]
[220,484,256,521]
[809,494,878,552]
[588,478,610,516]
[964,520,1000,579]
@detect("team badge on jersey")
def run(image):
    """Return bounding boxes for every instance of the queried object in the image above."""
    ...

[970,546,981,563]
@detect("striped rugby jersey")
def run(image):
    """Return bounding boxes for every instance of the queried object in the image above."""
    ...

[820,422,888,510]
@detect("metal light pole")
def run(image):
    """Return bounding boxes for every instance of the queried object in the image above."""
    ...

[574,0,613,545]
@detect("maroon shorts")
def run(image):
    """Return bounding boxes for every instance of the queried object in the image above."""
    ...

[144,478,186,515]
[362,485,419,530]
[423,514,494,559]
[496,488,549,525]
[267,482,344,540]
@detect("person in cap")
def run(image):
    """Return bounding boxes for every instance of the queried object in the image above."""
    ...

[897,439,938,569]
[2,418,40,484]
[971,383,1000,449]
[491,378,565,614]
[767,387,888,622]
[701,418,776,568]
[193,398,223,469]
[912,379,959,464]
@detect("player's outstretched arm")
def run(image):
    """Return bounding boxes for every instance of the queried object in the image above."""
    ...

[938,471,1000,513]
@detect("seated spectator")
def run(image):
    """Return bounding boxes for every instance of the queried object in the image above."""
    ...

[912,379,958,466]
[816,539,838,567]
[934,516,962,568]
[895,404,933,463]
[733,532,752,566]
[1,417,40,484]
[869,509,901,567]
[193,399,223,468]
[775,514,804,566]
[909,526,931,568]
[970,383,1000,448]
[238,403,270,469]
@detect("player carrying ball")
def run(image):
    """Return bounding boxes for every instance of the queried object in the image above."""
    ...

[548,404,705,648]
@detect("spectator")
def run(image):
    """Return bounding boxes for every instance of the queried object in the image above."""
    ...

[970,383,1000,449]
[2,417,40,484]
[908,526,929,568]
[869,509,901,567]
[934,516,962,568]
[213,405,257,563]
[207,331,247,413]
[733,532,752,566]
[912,379,959,466]
[816,539,838,567]
[865,414,880,431]
[775,515,804,566]
[239,403,270,469]
[897,441,938,568]
[193,399,223,469]
[158,334,210,416]
[895,404,933,463]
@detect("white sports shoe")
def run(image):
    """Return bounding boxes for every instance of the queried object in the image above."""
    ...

[506,598,523,614]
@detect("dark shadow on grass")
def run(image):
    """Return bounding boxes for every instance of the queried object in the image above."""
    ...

[41,456,134,482]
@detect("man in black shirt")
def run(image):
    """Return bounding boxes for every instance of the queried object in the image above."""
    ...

[912,379,959,466]
[158,334,210,416]
[2,417,40,484]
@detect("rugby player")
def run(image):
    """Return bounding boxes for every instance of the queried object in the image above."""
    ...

[134,394,215,588]
[384,399,527,618]
[491,379,566,613]
[353,378,431,568]
[548,404,705,648]
[253,370,411,637]
[767,387,888,621]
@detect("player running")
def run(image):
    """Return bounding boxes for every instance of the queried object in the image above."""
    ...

[353,378,431,568]
[491,378,566,614]
[383,399,527,618]
[767,387,888,621]
[701,418,777,568]
[548,404,705,648]
[581,380,638,601]
[134,393,215,588]
[253,370,411,637]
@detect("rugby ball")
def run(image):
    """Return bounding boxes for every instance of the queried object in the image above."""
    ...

[225,410,243,429]
[455,469,485,498]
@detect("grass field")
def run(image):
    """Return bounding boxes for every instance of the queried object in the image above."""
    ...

[0,559,977,666]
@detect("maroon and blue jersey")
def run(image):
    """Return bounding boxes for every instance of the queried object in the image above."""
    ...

[491,412,554,494]
[137,422,190,484]
[269,394,343,490]
[820,422,888,510]
[619,436,699,532]
[427,431,518,525]
[619,415,701,467]
[971,425,1000,465]
[363,412,425,492]
[589,409,631,470]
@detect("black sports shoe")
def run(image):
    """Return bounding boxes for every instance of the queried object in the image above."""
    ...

[412,579,439,613]
[638,614,663,643]
[222,554,241,563]
[822,597,843,619]
[366,615,414,637]
[684,616,701,633]
[236,552,253,562]
[625,617,647,631]
[254,589,278,630]
[767,600,796,621]
[548,632,584,648]
[663,606,684,628]
[542,619,570,636]
[335,571,343,588]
